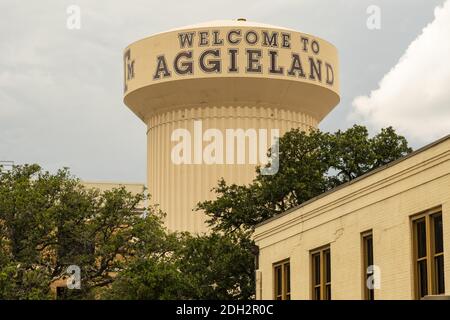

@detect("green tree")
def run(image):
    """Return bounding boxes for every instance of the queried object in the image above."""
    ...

[329,125,412,186]
[0,164,254,300]
[0,164,167,299]
[100,232,191,300]
[0,125,412,300]
[199,125,412,234]
[103,232,255,300]
[0,263,52,300]
[196,125,412,297]
[176,232,255,300]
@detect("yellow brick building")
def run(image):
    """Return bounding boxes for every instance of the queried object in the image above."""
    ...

[253,135,450,300]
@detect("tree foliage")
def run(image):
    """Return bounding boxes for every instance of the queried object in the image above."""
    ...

[104,232,254,300]
[195,125,412,298]
[198,125,412,234]
[0,125,412,300]
[0,164,166,299]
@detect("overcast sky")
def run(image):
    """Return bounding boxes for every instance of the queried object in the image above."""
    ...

[1,0,449,183]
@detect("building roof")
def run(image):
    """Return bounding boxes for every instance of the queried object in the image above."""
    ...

[255,134,450,228]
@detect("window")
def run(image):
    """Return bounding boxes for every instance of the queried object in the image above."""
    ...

[273,260,290,300]
[311,246,331,300]
[362,231,374,300]
[56,286,68,300]
[412,210,445,299]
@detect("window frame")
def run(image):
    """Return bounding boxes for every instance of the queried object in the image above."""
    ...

[361,230,374,300]
[273,259,290,300]
[411,207,445,299]
[310,245,331,300]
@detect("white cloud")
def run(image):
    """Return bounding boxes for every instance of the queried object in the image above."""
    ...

[352,0,450,143]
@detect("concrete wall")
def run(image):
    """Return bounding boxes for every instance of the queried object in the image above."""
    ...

[82,181,145,194]
[147,106,317,233]
[82,181,146,209]
[254,136,450,300]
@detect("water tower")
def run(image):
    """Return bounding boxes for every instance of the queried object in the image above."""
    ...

[123,20,340,233]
